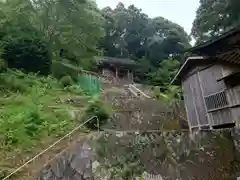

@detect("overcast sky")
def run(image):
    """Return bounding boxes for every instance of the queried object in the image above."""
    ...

[96,0,200,35]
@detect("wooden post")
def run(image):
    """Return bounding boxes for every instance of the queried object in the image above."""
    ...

[197,71,212,129]
[115,68,118,79]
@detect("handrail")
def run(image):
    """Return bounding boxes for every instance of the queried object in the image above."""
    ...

[129,84,151,98]
[128,87,138,97]
[3,116,99,180]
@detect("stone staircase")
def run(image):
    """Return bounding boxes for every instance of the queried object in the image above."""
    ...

[101,83,181,132]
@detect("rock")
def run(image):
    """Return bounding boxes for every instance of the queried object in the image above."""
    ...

[34,140,94,180]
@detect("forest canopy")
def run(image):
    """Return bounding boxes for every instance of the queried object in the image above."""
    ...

[1,0,239,85]
[191,0,240,45]
[98,3,191,84]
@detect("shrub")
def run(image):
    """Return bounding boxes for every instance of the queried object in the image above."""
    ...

[0,70,80,147]
[0,59,7,72]
[60,75,74,87]
[83,98,110,130]
[0,70,29,93]
[1,24,51,75]
[51,61,80,80]
[23,108,43,137]
[64,84,84,95]
[0,69,55,93]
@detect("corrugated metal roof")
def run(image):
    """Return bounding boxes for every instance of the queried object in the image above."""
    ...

[217,49,240,64]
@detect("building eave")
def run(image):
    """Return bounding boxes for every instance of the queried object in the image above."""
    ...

[187,26,240,54]
[170,56,206,85]
[94,56,136,66]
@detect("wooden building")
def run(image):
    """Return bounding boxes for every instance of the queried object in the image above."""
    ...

[172,26,240,131]
[94,56,136,82]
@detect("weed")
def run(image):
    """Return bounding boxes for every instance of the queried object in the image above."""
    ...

[0,69,90,176]
[83,97,110,130]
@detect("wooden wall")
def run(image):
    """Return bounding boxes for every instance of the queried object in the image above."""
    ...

[227,85,240,106]
[198,64,225,96]
[182,64,235,130]
[182,73,209,130]
[228,84,240,127]
[222,64,240,77]
[231,106,240,127]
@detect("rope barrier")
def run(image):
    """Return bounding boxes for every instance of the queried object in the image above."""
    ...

[3,116,99,180]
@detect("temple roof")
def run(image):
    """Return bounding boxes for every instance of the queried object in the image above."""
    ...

[95,56,136,65]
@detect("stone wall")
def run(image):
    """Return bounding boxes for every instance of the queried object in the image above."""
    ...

[33,139,94,180]
[33,81,240,180]
[33,129,240,180]
[93,130,240,180]
[102,86,184,131]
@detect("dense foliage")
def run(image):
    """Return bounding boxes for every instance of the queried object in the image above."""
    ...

[98,3,190,84]
[0,0,104,75]
[0,0,192,85]
[1,24,51,75]
[33,0,104,61]
[0,1,107,175]
[1,0,238,85]
[148,58,180,86]
[191,0,240,44]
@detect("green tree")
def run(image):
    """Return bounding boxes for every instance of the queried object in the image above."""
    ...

[146,17,191,67]
[33,0,104,63]
[191,0,240,44]
[0,0,51,75]
[149,57,180,86]
[0,0,105,72]
[99,3,190,84]
[1,30,51,75]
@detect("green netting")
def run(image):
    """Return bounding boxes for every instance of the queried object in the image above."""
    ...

[77,74,102,96]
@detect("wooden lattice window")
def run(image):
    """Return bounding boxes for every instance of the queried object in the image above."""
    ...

[204,91,229,111]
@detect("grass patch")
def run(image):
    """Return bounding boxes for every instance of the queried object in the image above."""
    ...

[0,69,91,178]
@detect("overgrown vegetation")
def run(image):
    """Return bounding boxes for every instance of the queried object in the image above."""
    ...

[0,0,104,77]
[0,2,109,177]
[94,131,237,179]
[0,69,111,178]
[0,0,239,178]
[0,23,51,75]
[0,0,106,164]
[0,70,84,177]
[148,58,180,86]
[83,97,111,130]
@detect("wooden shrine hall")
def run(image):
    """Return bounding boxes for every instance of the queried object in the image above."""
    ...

[94,56,137,82]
